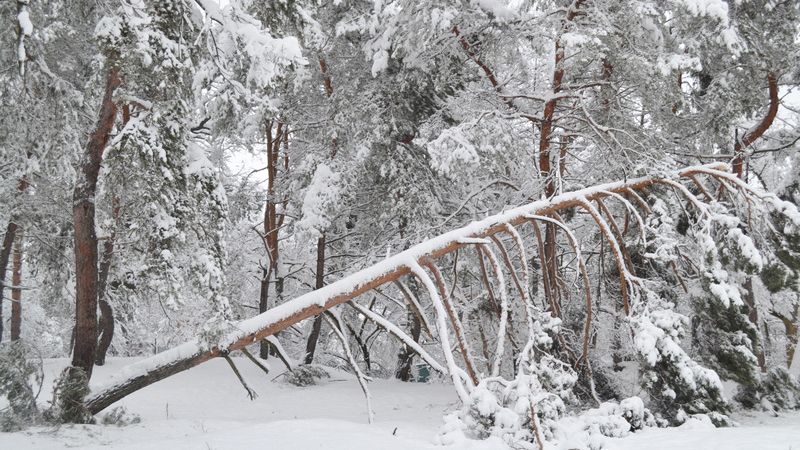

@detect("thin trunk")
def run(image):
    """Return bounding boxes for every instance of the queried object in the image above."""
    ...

[96,192,122,366]
[396,279,423,381]
[304,235,326,364]
[260,120,284,359]
[10,230,23,341]
[71,66,121,379]
[536,3,583,316]
[303,56,337,363]
[770,305,798,369]
[742,278,766,372]
[0,222,17,343]
[0,177,27,343]
[395,310,422,381]
[258,275,270,359]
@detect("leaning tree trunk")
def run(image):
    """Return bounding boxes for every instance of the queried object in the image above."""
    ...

[10,230,23,341]
[71,66,121,379]
[81,164,740,415]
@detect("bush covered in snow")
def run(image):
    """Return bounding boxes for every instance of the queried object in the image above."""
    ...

[0,342,42,431]
[631,291,729,425]
[283,364,331,387]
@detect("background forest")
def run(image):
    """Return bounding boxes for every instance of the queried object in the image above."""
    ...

[1,0,800,448]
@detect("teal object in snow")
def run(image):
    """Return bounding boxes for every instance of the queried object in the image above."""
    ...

[415,363,431,382]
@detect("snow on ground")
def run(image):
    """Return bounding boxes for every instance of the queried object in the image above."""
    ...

[1,357,798,449]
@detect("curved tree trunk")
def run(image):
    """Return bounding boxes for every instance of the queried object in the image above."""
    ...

[732,73,779,373]
[71,65,121,379]
[95,300,114,366]
[732,73,779,178]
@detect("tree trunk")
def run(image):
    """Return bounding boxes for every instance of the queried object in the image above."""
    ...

[395,304,422,381]
[0,177,28,343]
[732,73,778,374]
[96,196,121,366]
[0,221,17,343]
[742,278,766,372]
[302,57,337,363]
[258,275,270,359]
[10,230,23,341]
[732,73,778,178]
[71,66,121,379]
[536,3,584,316]
[304,234,326,364]
[771,305,799,369]
[259,120,284,359]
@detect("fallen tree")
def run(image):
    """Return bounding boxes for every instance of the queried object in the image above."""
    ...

[84,162,800,419]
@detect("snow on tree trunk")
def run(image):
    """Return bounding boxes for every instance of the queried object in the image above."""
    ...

[82,163,761,415]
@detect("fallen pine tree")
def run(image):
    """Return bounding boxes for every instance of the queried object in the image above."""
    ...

[76,162,800,447]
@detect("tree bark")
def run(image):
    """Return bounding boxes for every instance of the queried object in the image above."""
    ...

[71,66,121,379]
[0,222,17,343]
[259,120,284,359]
[0,177,28,343]
[304,235,326,364]
[732,73,779,178]
[10,230,23,341]
[536,2,584,317]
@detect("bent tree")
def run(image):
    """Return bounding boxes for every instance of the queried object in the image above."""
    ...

[83,160,800,444]
[71,66,121,380]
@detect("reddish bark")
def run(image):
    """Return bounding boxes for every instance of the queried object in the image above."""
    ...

[10,231,22,341]
[0,177,28,343]
[732,73,779,178]
[72,66,121,379]
[260,120,285,359]
[537,1,584,320]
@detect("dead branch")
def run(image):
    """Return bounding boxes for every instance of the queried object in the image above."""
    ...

[223,355,257,400]
[425,262,480,385]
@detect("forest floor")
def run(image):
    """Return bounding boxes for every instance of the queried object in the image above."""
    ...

[1,357,798,449]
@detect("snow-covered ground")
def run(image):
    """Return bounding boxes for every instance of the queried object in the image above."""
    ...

[1,357,798,449]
